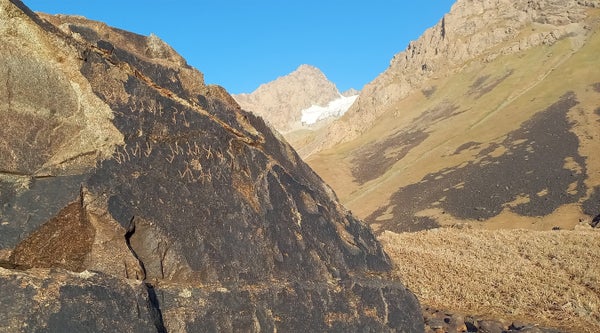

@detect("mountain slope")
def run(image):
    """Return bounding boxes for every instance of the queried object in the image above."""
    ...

[0,1,423,331]
[306,0,600,233]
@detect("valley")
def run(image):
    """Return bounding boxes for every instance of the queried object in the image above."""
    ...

[241,1,600,331]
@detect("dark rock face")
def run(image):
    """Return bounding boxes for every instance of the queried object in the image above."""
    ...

[0,1,423,332]
[0,268,160,333]
[159,277,421,332]
[583,185,600,227]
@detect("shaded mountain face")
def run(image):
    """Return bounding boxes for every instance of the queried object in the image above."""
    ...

[233,65,356,133]
[305,0,600,233]
[0,1,423,332]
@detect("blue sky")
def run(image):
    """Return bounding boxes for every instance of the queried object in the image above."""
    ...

[23,1,455,94]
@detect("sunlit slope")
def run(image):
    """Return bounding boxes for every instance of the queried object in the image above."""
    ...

[308,16,600,233]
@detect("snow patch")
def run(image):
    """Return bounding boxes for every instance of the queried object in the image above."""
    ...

[301,94,358,125]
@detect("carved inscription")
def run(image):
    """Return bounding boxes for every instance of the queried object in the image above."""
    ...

[109,94,239,185]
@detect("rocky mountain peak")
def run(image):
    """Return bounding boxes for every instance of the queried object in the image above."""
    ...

[234,64,342,133]
[342,88,360,97]
[294,63,326,76]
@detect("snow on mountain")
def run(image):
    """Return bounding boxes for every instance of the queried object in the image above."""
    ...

[301,94,359,125]
[233,65,342,132]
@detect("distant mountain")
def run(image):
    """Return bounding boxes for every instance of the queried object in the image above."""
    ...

[234,65,358,133]
[304,0,600,233]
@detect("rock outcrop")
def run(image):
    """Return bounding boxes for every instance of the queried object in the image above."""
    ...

[233,64,347,133]
[422,307,565,333]
[0,1,423,332]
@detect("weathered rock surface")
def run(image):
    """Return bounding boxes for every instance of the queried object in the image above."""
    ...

[422,307,564,333]
[0,268,162,333]
[0,0,423,332]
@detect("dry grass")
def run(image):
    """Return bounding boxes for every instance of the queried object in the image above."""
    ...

[379,227,600,332]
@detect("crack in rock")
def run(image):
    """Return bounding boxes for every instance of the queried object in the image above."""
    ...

[124,216,167,333]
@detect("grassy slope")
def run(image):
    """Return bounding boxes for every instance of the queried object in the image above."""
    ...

[380,227,600,333]
[307,13,600,231]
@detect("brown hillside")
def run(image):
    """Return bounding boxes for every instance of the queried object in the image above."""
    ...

[307,1,600,233]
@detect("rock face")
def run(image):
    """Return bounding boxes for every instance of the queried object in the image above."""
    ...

[0,268,161,332]
[305,0,600,233]
[233,64,349,133]
[0,1,423,332]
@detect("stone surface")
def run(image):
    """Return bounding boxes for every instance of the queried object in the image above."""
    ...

[478,319,506,333]
[0,1,423,332]
[0,267,160,333]
[422,307,567,333]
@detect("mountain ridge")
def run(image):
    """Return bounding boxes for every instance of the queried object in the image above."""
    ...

[300,0,599,156]
[298,1,600,330]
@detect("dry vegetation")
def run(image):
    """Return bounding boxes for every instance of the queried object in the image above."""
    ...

[380,227,600,332]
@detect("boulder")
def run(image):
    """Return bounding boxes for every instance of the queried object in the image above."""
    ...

[0,0,423,331]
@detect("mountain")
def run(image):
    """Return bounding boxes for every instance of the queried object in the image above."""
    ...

[0,1,423,332]
[234,64,358,133]
[305,0,600,233]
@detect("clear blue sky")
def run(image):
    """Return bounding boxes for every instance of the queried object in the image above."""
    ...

[23,1,455,94]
